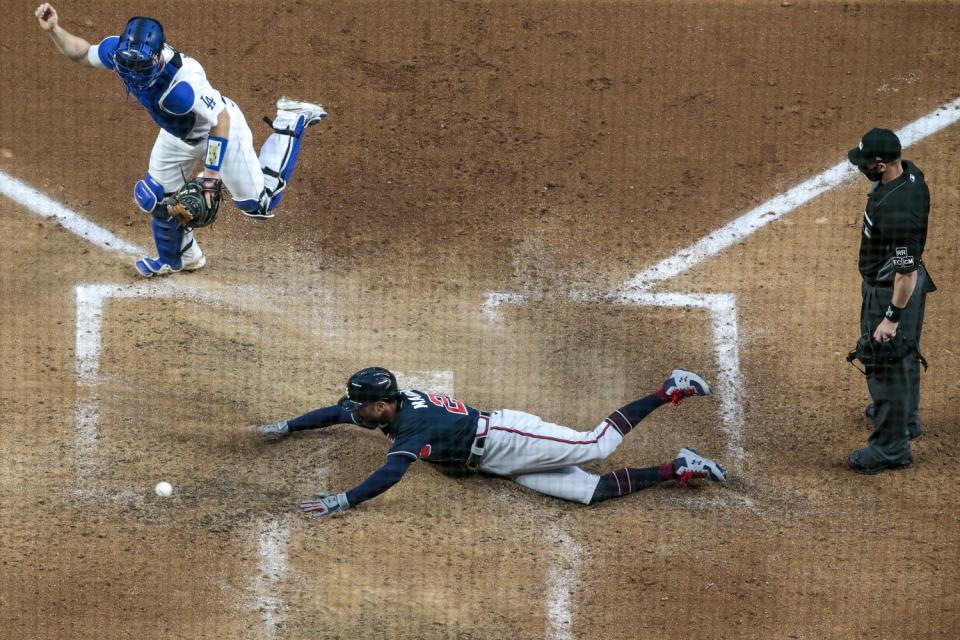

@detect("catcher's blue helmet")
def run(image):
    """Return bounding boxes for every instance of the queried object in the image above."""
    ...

[338,367,399,412]
[114,17,166,92]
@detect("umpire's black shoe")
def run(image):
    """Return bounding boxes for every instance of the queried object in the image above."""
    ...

[847,448,913,475]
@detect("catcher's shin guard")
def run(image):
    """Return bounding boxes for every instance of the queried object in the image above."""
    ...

[152,215,187,265]
[259,118,306,210]
[134,216,204,277]
[260,98,325,211]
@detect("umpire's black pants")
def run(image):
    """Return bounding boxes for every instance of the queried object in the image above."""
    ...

[859,265,933,465]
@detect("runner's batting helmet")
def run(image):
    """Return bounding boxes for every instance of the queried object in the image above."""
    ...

[338,367,399,412]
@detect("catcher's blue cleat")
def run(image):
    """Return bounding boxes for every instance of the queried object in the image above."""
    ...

[134,252,205,277]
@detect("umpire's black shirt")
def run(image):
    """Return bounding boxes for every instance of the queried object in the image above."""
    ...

[858,160,930,286]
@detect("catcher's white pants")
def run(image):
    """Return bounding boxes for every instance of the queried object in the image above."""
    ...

[147,99,264,204]
[478,410,621,504]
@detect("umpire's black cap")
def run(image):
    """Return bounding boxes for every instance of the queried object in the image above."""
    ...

[338,367,399,411]
[848,128,902,166]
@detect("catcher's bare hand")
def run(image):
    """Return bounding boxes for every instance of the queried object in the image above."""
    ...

[35,3,58,30]
[167,201,194,226]
[200,178,219,208]
[200,170,220,206]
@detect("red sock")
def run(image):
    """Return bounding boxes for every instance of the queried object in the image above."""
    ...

[659,461,676,480]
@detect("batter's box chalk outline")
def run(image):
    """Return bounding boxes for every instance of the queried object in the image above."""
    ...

[248,515,292,636]
[545,523,583,640]
[484,95,960,469]
[396,370,455,395]
[73,282,239,481]
[73,281,294,635]
[483,96,960,639]
[485,290,744,465]
[73,281,461,636]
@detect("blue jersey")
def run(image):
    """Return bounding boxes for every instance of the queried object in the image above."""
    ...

[87,36,225,141]
[386,390,483,465]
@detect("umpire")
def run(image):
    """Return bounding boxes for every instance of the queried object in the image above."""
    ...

[847,127,936,474]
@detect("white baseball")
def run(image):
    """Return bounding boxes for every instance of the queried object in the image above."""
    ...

[154,481,173,497]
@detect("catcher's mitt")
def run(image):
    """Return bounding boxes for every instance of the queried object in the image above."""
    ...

[166,177,223,228]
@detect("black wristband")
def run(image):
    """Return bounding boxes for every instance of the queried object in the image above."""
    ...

[884,303,905,323]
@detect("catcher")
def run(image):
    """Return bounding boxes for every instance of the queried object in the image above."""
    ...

[36,6,327,276]
[256,367,727,518]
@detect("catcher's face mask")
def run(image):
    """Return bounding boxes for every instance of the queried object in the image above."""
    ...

[114,17,166,93]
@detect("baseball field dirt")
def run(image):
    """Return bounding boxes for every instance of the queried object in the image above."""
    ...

[2,1,958,638]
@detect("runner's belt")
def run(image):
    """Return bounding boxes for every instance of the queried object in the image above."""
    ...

[465,411,491,471]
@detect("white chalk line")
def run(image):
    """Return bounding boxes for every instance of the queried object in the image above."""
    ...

[73,281,249,471]
[75,282,230,384]
[396,370,455,395]
[484,289,747,468]
[0,170,145,256]
[625,292,745,462]
[486,96,960,640]
[482,292,527,322]
[249,516,292,635]
[544,524,583,640]
[616,96,960,295]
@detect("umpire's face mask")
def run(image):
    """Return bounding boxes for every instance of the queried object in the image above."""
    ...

[858,162,886,182]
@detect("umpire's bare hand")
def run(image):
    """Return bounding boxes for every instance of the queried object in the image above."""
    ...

[873,317,898,343]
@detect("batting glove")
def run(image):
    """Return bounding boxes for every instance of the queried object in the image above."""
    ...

[256,420,290,437]
[300,492,350,518]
